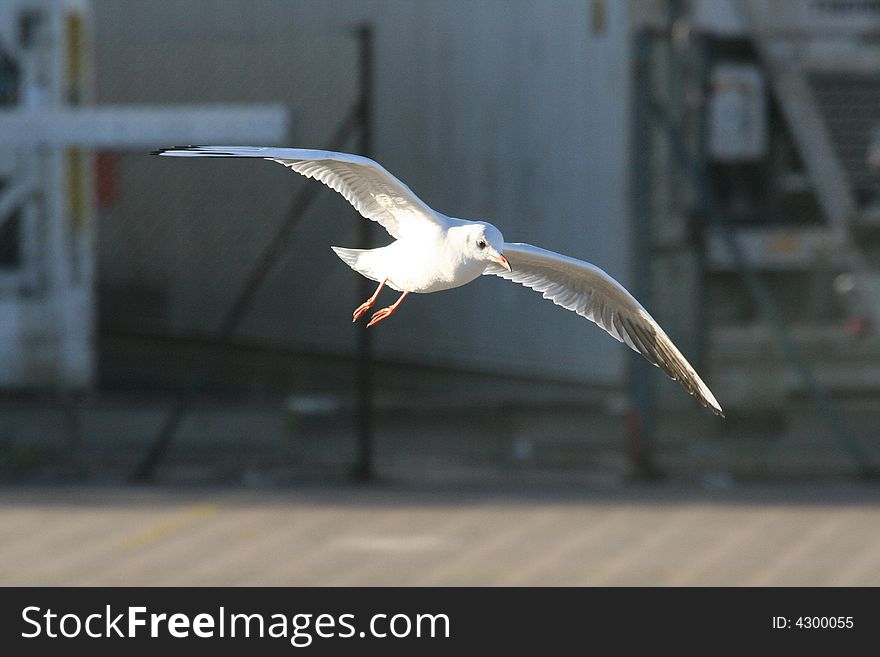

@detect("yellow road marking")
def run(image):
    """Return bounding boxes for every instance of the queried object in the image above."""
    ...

[120,504,218,551]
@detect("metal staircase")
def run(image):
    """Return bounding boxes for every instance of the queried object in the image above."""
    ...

[696,0,880,404]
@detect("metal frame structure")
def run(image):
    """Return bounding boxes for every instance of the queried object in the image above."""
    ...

[630,0,880,475]
[0,0,288,389]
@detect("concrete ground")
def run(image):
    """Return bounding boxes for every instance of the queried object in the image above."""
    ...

[1,482,879,586]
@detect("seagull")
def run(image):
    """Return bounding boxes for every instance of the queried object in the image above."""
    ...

[154,145,724,416]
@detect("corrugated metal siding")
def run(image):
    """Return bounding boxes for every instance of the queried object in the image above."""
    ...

[94,0,631,385]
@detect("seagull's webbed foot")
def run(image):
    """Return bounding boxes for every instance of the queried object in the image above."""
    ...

[353,280,386,322]
[366,307,395,327]
[366,291,409,328]
[353,300,375,322]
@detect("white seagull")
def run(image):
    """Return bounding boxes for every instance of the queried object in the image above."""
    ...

[155,145,724,416]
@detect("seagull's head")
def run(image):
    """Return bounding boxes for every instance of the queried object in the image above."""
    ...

[465,222,511,272]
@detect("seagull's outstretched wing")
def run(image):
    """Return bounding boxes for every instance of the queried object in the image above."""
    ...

[484,242,723,416]
[153,146,446,240]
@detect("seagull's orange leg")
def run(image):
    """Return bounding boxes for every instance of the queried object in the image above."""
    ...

[352,280,386,322]
[366,291,410,328]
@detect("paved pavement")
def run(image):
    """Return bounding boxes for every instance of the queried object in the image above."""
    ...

[1,482,878,586]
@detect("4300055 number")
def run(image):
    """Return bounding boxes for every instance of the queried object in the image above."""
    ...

[795,617,853,629]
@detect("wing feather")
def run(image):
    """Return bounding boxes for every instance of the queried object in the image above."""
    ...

[485,242,723,416]
[154,146,446,240]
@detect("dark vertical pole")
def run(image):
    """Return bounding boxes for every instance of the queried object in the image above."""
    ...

[628,29,659,480]
[353,24,375,481]
[693,33,712,374]
[61,388,85,478]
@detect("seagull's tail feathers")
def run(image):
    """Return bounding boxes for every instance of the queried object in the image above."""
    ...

[330,246,366,270]
[332,246,389,288]
[331,245,386,282]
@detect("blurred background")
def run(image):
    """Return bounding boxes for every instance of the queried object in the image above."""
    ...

[2,0,880,585]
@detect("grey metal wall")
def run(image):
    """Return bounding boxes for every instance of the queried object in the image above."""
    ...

[95,0,632,385]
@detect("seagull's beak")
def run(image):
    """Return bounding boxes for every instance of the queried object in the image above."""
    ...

[490,252,512,272]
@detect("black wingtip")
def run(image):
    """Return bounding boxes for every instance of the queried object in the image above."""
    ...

[150,144,234,157]
[151,145,207,155]
[152,145,246,157]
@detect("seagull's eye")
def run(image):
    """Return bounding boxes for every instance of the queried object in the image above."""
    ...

[477,239,487,250]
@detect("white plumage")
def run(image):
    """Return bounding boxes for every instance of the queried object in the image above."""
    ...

[155,145,723,416]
